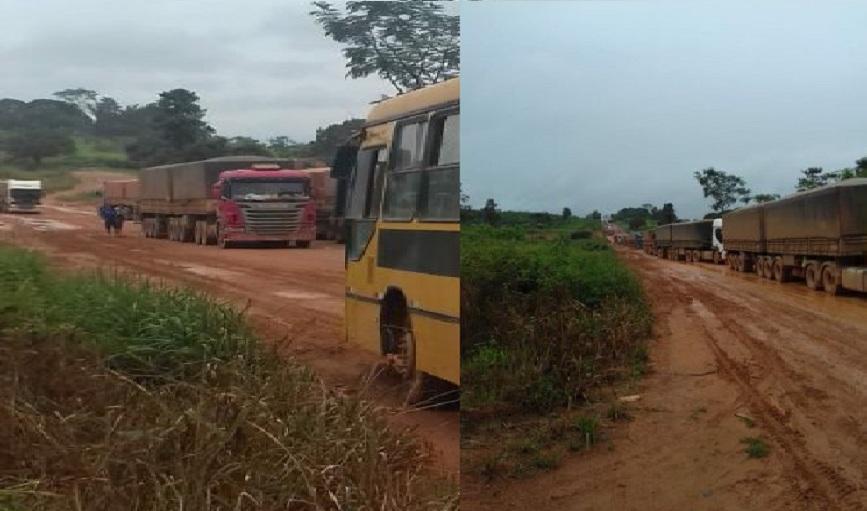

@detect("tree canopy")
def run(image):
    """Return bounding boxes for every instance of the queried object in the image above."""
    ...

[5,130,75,166]
[311,1,459,92]
[694,167,751,213]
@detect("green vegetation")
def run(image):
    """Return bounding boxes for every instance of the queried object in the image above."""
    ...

[311,1,459,93]
[0,247,455,509]
[461,208,652,479]
[741,437,770,459]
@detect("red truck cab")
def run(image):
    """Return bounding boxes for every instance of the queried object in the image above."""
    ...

[211,165,316,247]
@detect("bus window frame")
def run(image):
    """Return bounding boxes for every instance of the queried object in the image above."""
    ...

[382,114,429,222]
[419,107,459,223]
[346,145,386,262]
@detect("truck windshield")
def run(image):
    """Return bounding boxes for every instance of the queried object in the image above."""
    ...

[10,189,41,202]
[228,180,307,201]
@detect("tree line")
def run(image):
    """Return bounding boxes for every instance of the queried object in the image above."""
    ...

[0,87,363,167]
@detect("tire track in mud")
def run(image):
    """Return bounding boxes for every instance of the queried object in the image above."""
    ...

[649,260,866,510]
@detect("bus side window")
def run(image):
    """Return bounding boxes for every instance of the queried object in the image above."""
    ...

[421,112,459,220]
[383,119,427,220]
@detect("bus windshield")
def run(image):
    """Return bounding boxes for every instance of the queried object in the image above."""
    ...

[228,180,307,201]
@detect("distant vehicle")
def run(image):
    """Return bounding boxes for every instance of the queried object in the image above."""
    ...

[303,167,341,241]
[334,78,459,399]
[633,232,644,249]
[654,218,725,264]
[643,229,656,254]
[723,178,867,294]
[138,156,316,248]
[0,179,42,213]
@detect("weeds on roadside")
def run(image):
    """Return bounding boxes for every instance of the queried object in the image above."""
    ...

[741,437,770,459]
[0,247,456,510]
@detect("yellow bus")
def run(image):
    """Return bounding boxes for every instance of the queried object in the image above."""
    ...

[338,78,459,400]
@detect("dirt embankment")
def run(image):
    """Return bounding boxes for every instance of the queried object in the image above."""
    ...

[0,171,458,477]
[464,247,867,510]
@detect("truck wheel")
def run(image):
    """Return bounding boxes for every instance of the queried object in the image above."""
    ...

[685,251,692,263]
[822,265,841,295]
[713,251,721,265]
[296,240,311,249]
[772,259,783,282]
[805,263,823,291]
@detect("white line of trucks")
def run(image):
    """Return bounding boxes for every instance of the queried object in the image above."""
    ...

[649,178,867,295]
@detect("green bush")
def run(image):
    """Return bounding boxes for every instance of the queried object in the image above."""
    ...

[462,223,652,414]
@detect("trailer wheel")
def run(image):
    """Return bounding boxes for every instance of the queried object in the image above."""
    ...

[822,265,841,295]
[684,251,692,263]
[380,288,416,385]
[713,251,721,265]
[296,240,311,249]
[805,263,823,291]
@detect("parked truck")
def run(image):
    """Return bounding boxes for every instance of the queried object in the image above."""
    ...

[654,218,725,264]
[138,156,316,248]
[0,179,42,213]
[723,178,867,294]
[303,167,340,240]
[101,179,140,220]
[643,229,656,255]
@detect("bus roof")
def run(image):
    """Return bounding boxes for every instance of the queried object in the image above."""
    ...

[366,77,459,126]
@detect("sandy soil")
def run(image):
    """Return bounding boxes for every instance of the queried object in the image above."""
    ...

[0,171,458,477]
[463,246,867,510]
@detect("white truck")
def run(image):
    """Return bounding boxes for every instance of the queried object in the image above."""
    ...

[0,180,43,213]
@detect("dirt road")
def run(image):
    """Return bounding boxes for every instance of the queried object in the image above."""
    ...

[0,171,458,476]
[465,247,867,510]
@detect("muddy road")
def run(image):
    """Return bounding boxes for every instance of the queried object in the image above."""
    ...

[0,172,458,476]
[465,247,867,510]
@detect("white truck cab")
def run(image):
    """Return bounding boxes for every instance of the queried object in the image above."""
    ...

[712,218,725,260]
[0,179,43,213]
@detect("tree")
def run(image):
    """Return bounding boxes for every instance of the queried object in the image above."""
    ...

[311,1,459,93]
[628,217,644,230]
[5,130,75,166]
[586,210,602,220]
[154,89,214,151]
[93,96,123,136]
[309,118,365,160]
[224,136,271,156]
[53,88,98,119]
[797,167,834,191]
[694,167,750,213]
[562,207,572,220]
[752,193,781,203]
[482,198,499,225]
[654,203,677,224]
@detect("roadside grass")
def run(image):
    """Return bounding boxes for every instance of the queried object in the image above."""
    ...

[741,437,770,459]
[461,218,653,480]
[0,247,456,509]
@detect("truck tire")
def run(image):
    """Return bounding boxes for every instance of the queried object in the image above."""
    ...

[805,263,823,291]
[713,251,721,265]
[822,265,841,295]
[296,240,311,249]
[685,251,692,263]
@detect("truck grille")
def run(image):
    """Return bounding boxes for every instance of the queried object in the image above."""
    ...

[239,201,304,236]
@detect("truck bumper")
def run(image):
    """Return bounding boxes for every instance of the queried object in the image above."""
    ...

[223,225,316,242]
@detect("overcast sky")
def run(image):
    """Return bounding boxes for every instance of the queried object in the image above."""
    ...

[462,1,867,219]
[0,0,397,142]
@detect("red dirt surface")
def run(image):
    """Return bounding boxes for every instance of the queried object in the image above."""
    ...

[463,245,867,510]
[0,171,457,477]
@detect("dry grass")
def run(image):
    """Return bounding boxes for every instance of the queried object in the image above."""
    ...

[0,247,456,510]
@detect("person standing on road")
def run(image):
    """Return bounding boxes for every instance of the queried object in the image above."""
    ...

[99,203,117,235]
[113,205,125,237]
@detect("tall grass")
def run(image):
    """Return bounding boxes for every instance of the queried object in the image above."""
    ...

[0,247,455,509]
[462,223,652,414]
